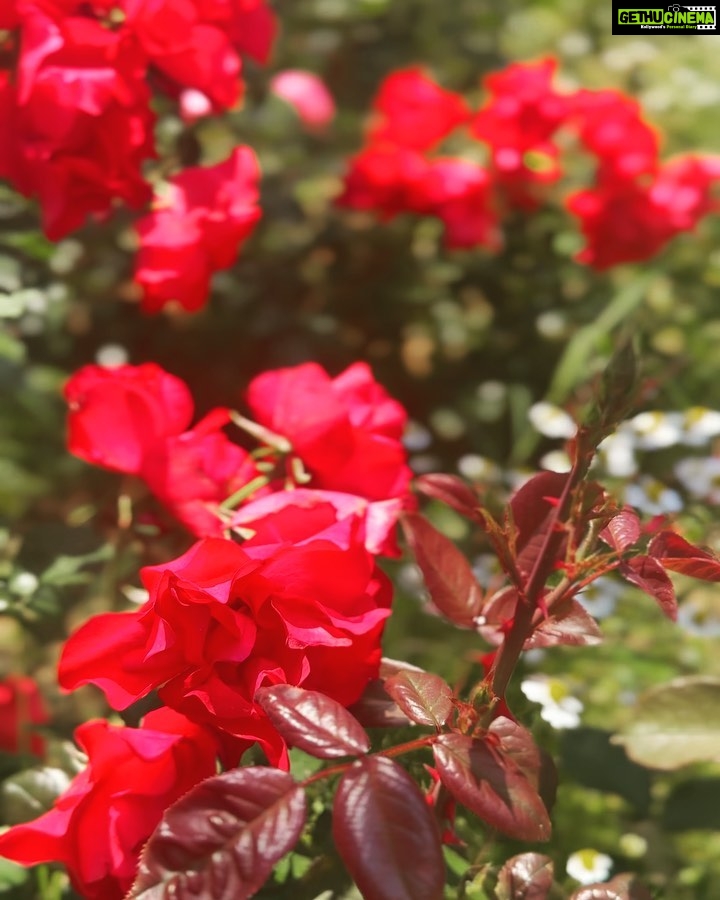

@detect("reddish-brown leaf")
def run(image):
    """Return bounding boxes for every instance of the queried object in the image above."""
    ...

[432,723,551,842]
[129,768,306,900]
[570,873,653,900]
[384,670,453,728]
[414,473,481,519]
[401,513,483,628]
[256,685,369,759]
[620,555,677,621]
[496,852,556,900]
[348,679,411,728]
[332,756,444,900]
[509,472,569,585]
[526,600,603,649]
[648,530,720,581]
[600,508,641,552]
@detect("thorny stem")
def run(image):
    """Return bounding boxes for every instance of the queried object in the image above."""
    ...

[489,431,596,699]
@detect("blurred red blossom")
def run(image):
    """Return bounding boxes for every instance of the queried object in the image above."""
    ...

[368,66,470,151]
[568,153,720,268]
[134,147,261,313]
[0,710,218,900]
[0,0,276,237]
[246,361,413,502]
[0,8,155,239]
[472,57,571,207]
[59,533,392,766]
[0,675,49,756]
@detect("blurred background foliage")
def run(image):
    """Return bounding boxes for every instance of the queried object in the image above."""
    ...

[2,0,720,897]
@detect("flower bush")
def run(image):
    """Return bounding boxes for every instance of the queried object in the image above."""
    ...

[2,2,720,899]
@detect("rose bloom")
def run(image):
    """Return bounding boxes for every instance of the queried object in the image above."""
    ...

[59,527,392,766]
[134,147,261,313]
[1,8,155,239]
[0,675,49,756]
[246,362,412,502]
[0,709,218,900]
[64,363,258,536]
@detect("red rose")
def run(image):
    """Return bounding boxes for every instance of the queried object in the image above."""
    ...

[134,147,261,313]
[64,363,258,536]
[419,158,501,250]
[0,675,49,756]
[123,0,242,112]
[337,143,431,219]
[231,487,405,557]
[368,67,470,152]
[59,533,392,764]
[472,58,570,208]
[0,709,218,900]
[4,8,154,238]
[571,88,660,184]
[246,362,412,502]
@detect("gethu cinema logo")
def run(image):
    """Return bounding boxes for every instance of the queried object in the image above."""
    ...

[618,5,716,26]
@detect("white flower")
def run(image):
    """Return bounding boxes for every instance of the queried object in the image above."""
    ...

[624,477,683,516]
[566,849,613,885]
[520,675,583,729]
[627,411,683,450]
[577,576,624,620]
[675,456,720,503]
[457,454,502,483]
[528,402,577,439]
[539,449,572,473]
[681,408,720,446]
[598,431,638,477]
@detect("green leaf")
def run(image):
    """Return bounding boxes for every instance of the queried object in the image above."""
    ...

[612,676,720,769]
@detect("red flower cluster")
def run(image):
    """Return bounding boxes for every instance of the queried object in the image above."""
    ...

[0,0,275,238]
[64,359,412,535]
[134,147,261,313]
[0,675,48,756]
[568,90,720,267]
[58,531,392,766]
[0,710,218,900]
[339,59,720,266]
[0,358,411,895]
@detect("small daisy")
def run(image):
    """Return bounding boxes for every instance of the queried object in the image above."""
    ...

[597,431,638,478]
[627,411,683,450]
[528,402,577,439]
[675,456,720,504]
[520,675,583,729]
[681,408,720,446]
[566,849,613,885]
[539,449,572,473]
[624,477,683,516]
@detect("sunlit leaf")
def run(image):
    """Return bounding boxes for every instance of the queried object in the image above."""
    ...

[570,872,652,899]
[130,768,306,899]
[256,684,369,759]
[433,721,551,841]
[648,531,720,582]
[414,473,480,519]
[333,756,444,900]
[384,670,453,728]
[612,676,720,769]
[600,508,640,552]
[619,555,677,620]
[401,513,483,628]
[496,852,560,900]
